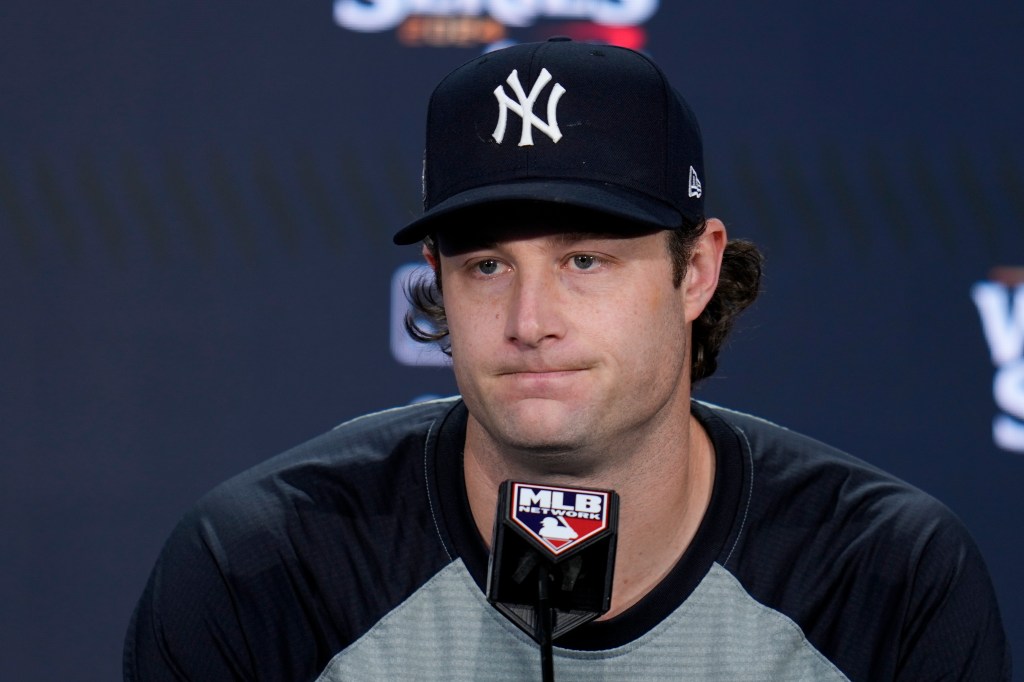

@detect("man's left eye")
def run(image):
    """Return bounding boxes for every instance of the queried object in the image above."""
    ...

[572,255,597,270]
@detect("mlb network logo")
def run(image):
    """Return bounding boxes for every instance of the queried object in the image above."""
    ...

[972,267,1024,453]
[510,483,610,555]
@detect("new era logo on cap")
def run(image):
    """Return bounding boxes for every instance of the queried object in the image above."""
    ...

[688,165,702,198]
[393,37,706,245]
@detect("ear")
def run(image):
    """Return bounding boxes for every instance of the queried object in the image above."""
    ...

[683,218,727,323]
[422,242,439,271]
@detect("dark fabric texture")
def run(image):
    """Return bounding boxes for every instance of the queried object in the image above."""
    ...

[124,399,1011,681]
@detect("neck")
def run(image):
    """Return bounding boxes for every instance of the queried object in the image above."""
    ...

[463,405,716,619]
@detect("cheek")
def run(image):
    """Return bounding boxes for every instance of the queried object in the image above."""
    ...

[613,285,687,367]
[445,304,474,360]
[619,275,684,324]
[444,296,500,376]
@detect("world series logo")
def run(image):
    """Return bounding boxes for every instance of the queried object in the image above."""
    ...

[333,0,658,50]
[971,267,1024,453]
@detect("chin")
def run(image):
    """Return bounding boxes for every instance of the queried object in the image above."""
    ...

[497,419,592,457]
[504,435,579,456]
[505,438,606,478]
[501,407,586,443]
[487,413,577,450]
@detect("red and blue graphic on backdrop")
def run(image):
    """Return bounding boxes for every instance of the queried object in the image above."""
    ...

[510,482,610,556]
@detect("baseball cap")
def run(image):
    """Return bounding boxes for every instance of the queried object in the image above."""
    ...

[392,37,706,245]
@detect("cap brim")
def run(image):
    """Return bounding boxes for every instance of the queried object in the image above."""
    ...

[392,180,685,245]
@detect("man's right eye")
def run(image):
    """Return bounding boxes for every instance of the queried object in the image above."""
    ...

[476,259,500,276]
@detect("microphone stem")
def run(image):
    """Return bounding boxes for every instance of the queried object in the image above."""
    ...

[538,564,555,682]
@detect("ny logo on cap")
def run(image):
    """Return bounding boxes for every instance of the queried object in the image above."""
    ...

[493,68,565,147]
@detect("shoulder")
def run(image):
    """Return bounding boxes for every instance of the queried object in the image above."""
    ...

[183,397,461,578]
[697,401,1011,680]
[125,398,463,680]
[200,397,459,528]
[699,400,952,539]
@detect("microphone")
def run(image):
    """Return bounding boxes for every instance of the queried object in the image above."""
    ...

[486,481,619,682]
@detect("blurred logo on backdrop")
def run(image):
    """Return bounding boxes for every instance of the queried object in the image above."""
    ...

[333,0,658,50]
[972,267,1024,453]
[391,263,451,367]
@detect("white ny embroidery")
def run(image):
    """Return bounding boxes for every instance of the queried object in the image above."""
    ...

[492,68,566,147]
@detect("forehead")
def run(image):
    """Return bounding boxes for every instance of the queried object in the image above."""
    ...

[433,202,663,255]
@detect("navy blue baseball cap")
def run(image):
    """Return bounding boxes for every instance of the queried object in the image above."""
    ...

[393,37,706,245]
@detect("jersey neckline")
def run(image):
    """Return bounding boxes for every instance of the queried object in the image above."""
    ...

[427,398,752,651]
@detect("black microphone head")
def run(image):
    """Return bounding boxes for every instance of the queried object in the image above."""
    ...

[486,481,619,642]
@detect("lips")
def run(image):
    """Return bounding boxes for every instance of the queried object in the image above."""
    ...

[496,367,585,377]
[497,371,579,399]
[495,368,590,395]
[491,357,595,387]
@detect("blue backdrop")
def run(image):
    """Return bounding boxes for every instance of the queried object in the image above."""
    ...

[2,2,1022,679]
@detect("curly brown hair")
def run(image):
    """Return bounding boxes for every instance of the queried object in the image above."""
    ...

[405,214,763,383]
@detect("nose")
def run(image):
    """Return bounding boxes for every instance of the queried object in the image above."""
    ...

[504,269,566,348]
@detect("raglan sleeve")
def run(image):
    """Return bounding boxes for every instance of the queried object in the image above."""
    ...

[894,507,1012,681]
[123,508,256,682]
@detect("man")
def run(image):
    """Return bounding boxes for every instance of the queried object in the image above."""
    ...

[125,39,1010,680]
